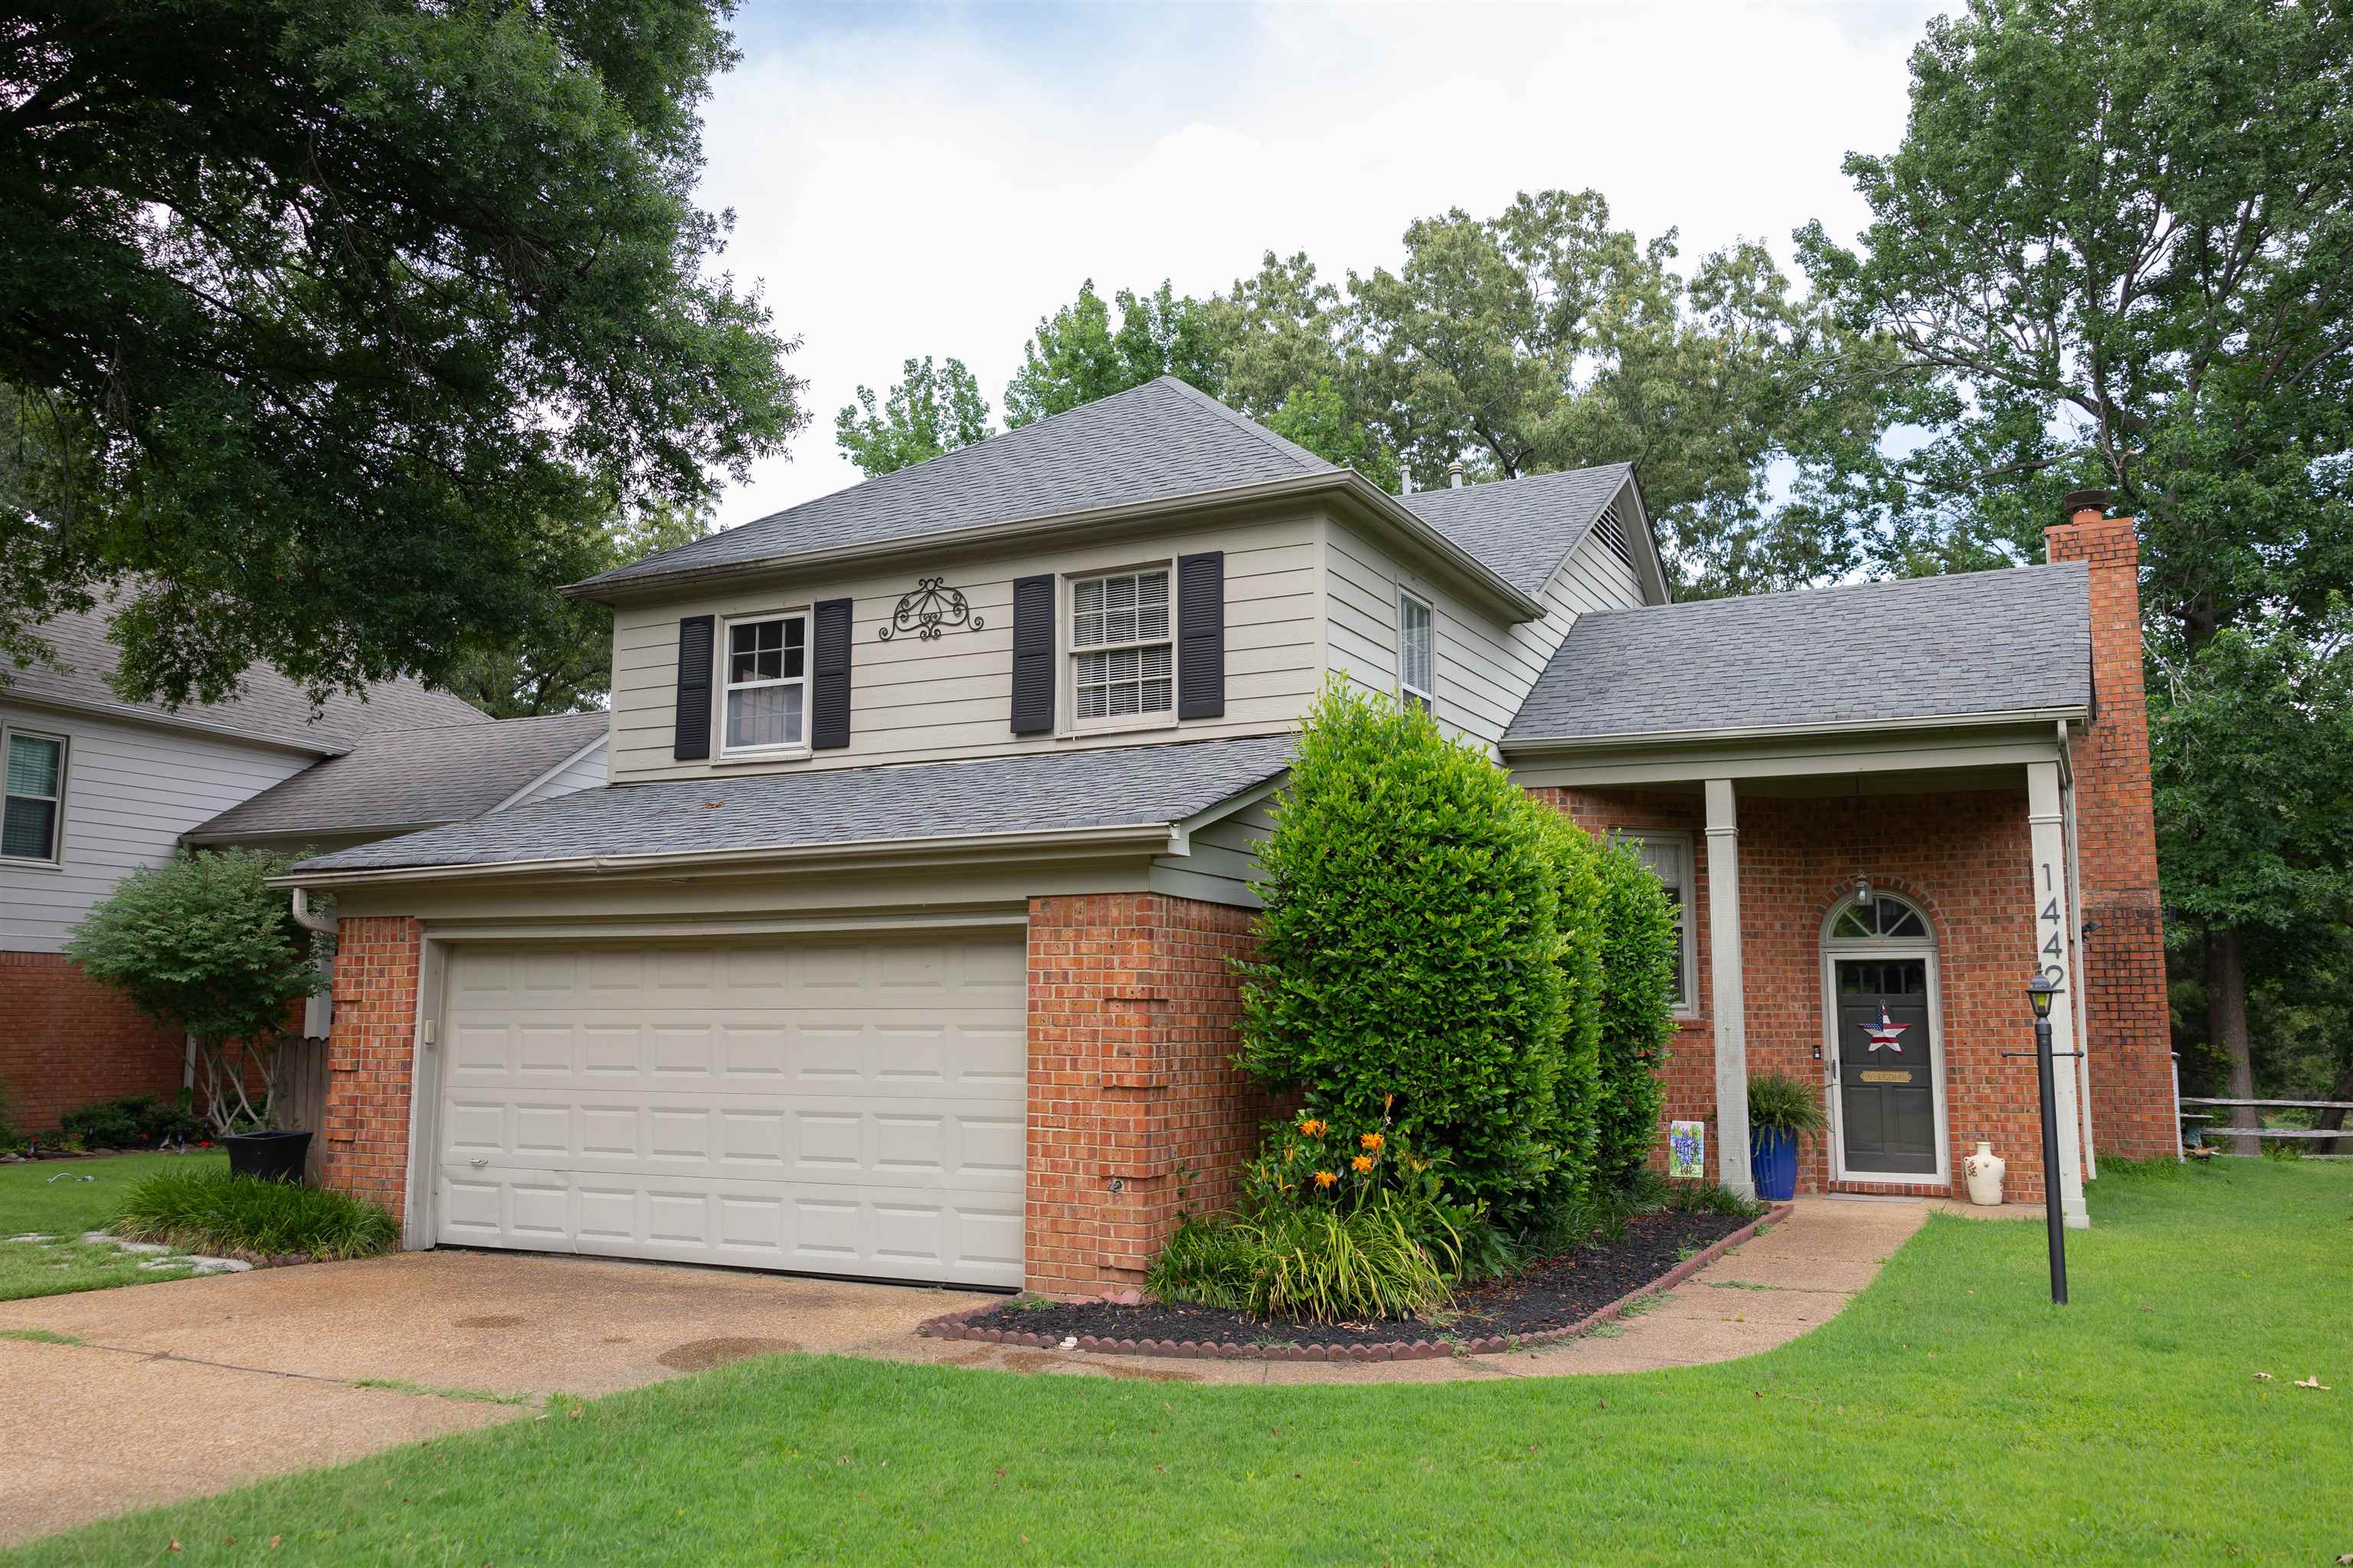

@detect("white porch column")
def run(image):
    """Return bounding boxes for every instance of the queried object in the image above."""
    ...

[1703,778,1754,1198]
[2028,761,2091,1229]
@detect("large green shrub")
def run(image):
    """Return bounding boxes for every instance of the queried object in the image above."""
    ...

[60,1094,205,1150]
[1536,809,1607,1201]
[65,849,328,1136]
[1239,683,1569,1223]
[1592,836,1678,1191]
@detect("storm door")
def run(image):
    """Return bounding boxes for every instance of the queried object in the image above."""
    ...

[1822,895,1946,1182]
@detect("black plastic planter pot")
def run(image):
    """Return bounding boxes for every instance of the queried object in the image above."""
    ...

[224,1130,313,1183]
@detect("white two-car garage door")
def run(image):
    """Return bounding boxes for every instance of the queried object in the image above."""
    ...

[434,931,1026,1288]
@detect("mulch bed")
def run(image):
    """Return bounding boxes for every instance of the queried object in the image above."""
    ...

[923,1206,1784,1362]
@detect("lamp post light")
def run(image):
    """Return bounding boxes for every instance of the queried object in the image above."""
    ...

[2014,973,2078,1304]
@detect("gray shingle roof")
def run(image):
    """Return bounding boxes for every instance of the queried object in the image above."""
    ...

[7,597,489,750]
[187,711,608,841]
[1399,464,1635,597]
[576,377,1337,594]
[291,733,1296,876]
[1505,563,2091,744]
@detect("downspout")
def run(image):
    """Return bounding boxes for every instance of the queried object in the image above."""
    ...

[291,887,338,1041]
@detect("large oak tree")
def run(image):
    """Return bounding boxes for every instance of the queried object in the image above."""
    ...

[2,0,803,708]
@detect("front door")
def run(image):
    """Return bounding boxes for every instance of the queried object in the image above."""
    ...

[1833,957,1938,1177]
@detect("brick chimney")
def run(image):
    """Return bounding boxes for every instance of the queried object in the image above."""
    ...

[2044,490,2175,1159]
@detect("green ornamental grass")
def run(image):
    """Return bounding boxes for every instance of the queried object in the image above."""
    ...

[113,1168,398,1261]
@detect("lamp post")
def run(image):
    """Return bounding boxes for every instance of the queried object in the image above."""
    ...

[2019,974,2073,1304]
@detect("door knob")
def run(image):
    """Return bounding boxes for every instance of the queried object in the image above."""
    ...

[470,1157,488,1168]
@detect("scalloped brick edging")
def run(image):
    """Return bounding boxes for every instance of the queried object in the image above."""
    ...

[918,1202,1794,1363]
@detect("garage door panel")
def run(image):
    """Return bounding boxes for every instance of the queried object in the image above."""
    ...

[436,933,1026,1288]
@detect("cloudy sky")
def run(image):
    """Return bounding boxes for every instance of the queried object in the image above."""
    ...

[696,0,1939,525]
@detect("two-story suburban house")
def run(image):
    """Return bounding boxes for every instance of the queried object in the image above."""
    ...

[282,376,2176,1295]
[1,601,608,1133]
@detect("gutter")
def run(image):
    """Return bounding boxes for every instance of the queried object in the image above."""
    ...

[1500,706,2092,759]
[270,819,1187,891]
[564,471,1548,624]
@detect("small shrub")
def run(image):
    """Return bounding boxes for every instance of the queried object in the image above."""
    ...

[1154,1190,1460,1323]
[1658,1180,1765,1218]
[115,1169,398,1260]
[1746,1073,1827,1145]
[1592,837,1677,1193]
[60,1093,205,1150]
[1145,1213,1256,1311]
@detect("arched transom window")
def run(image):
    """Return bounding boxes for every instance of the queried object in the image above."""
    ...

[1829,893,1929,941]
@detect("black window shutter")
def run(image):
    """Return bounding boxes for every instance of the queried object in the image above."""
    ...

[673,614,715,761]
[812,597,853,750]
[1010,574,1055,734]
[1176,551,1225,719]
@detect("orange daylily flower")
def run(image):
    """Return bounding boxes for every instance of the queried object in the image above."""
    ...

[1360,1131,1385,1151]
[1297,1117,1326,1137]
[1313,1169,1338,1189]
[1351,1154,1374,1173]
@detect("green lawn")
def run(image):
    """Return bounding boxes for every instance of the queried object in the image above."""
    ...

[0,1151,227,1301]
[11,1159,2351,1565]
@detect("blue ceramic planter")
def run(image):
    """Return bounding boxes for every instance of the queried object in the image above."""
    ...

[1749,1126,1798,1201]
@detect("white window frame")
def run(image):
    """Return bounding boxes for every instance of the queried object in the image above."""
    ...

[1,725,69,867]
[716,610,812,759]
[1396,588,1435,712]
[1618,830,1695,1016]
[1062,561,1178,735]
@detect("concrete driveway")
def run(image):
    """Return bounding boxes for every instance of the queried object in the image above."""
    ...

[0,1250,994,1547]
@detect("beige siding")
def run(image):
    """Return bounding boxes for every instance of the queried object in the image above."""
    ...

[609,512,1321,784]
[1150,799,1276,908]
[507,738,608,806]
[1,704,318,952]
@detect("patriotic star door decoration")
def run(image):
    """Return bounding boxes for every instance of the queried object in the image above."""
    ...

[1863,1003,1909,1053]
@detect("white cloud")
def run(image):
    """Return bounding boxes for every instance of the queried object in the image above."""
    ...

[695,0,1932,524]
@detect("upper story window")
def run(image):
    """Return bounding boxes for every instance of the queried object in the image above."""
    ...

[1397,589,1435,712]
[1619,831,1694,1014]
[2,728,67,863]
[1071,568,1173,723]
[722,612,808,754]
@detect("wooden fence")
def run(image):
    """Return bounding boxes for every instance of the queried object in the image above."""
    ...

[279,1037,329,1184]
[2178,1098,2353,1159]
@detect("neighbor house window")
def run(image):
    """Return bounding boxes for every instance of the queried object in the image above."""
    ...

[1620,832,1694,1013]
[1397,589,1435,712]
[2,728,67,863]
[721,612,809,753]
[1070,568,1173,722]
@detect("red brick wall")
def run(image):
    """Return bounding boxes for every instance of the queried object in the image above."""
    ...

[2045,513,2178,1157]
[1534,786,2061,1202]
[0,951,185,1133]
[315,916,424,1217]
[1026,892,1267,1294]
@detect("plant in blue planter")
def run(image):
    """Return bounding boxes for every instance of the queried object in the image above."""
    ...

[1746,1072,1824,1202]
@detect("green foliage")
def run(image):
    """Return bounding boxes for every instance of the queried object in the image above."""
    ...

[834,356,993,479]
[65,849,325,1134]
[1003,280,1223,427]
[1591,837,1677,1193]
[59,1094,205,1151]
[1,0,803,709]
[1746,1073,1827,1138]
[1238,683,1569,1224]
[115,1168,398,1261]
[1658,1180,1765,1219]
[1147,1189,1461,1324]
[1259,376,1401,491]
[1536,810,1607,1200]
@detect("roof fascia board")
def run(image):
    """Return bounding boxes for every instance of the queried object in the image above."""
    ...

[1506,715,2076,789]
[1171,771,1289,848]
[0,690,351,758]
[1618,473,1674,605]
[1503,705,2089,758]
[488,732,610,815]
[568,472,1547,623]
[273,820,1183,891]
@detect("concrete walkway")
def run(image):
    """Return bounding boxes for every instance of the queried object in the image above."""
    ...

[877,1196,1937,1386]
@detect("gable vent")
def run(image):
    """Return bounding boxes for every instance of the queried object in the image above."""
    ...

[1592,502,1635,569]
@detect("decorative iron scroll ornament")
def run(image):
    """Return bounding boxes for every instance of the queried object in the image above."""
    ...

[878,577,985,641]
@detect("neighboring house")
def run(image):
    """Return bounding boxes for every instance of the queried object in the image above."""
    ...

[282,376,2174,1295]
[0,600,608,1132]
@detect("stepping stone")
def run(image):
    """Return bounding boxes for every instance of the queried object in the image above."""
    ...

[7,1233,53,1243]
[83,1232,172,1255]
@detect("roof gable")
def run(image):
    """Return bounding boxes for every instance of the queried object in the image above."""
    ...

[578,377,1337,595]
[1506,563,2092,745]
[1397,464,1636,598]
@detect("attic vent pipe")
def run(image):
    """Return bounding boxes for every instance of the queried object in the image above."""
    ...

[1448,460,1464,489]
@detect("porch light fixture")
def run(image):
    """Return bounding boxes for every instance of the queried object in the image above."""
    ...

[1854,876,1873,907]
[2025,973,2060,1020]
[2008,971,2079,1304]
